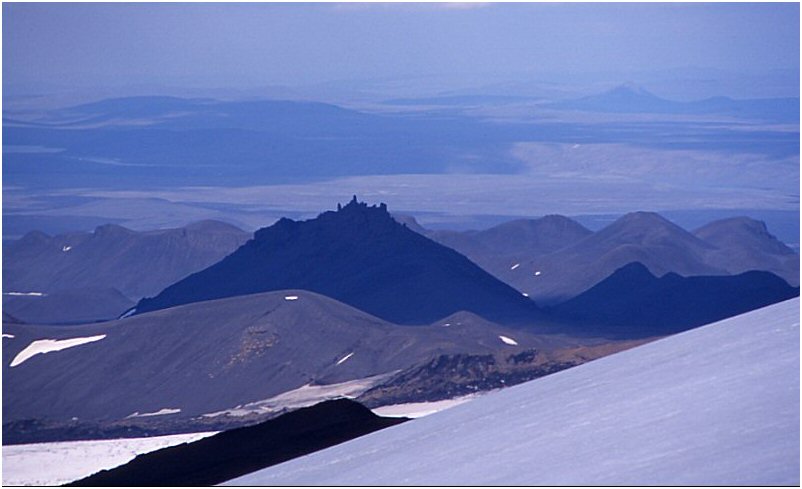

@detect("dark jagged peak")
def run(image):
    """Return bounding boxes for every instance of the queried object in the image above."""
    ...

[328,195,390,221]
[254,197,394,244]
[135,198,544,325]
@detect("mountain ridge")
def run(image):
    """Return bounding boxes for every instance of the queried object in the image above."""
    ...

[134,198,544,325]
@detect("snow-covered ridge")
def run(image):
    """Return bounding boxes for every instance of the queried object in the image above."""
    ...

[227,298,800,486]
[10,335,107,367]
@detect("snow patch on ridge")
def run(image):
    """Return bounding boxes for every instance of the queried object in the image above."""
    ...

[372,394,482,419]
[499,335,519,346]
[336,352,354,365]
[10,335,107,367]
[4,292,47,297]
[126,408,182,418]
[202,372,395,418]
[284,295,299,301]
[3,334,15,339]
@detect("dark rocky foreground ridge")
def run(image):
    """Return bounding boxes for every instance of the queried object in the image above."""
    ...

[134,197,543,325]
[67,399,407,487]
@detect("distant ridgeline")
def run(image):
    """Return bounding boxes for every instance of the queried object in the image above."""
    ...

[134,197,543,325]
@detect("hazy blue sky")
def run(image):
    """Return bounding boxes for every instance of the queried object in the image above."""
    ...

[4,2,799,91]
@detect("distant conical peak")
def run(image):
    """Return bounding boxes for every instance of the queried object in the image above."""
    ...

[611,82,654,96]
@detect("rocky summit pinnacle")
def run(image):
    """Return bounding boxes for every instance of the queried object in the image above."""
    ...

[134,199,543,326]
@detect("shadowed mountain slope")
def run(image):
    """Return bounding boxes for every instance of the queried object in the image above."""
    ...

[3,290,559,426]
[428,215,592,271]
[694,217,799,286]
[134,198,543,325]
[2,287,134,325]
[552,262,799,338]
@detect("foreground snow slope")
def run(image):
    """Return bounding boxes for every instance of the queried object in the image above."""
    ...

[228,298,800,486]
[3,432,216,486]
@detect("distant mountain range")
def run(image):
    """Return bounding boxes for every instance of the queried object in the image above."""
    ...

[3,220,249,323]
[133,198,543,325]
[406,211,799,305]
[4,219,249,300]
[553,84,800,122]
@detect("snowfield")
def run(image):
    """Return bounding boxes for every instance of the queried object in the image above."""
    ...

[203,373,394,418]
[371,395,481,419]
[2,432,216,486]
[227,298,800,486]
[9,335,107,367]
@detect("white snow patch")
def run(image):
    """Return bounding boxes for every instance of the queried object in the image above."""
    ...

[522,292,529,297]
[203,372,395,418]
[442,323,451,327]
[227,299,800,486]
[284,295,299,301]
[2,432,217,486]
[119,308,136,319]
[499,335,519,346]
[10,335,107,367]
[3,292,47,297]
[3,334,15,339]
[336,352,354,365]
[126,408,181,418]
[62,245,72,252]
[372,394,481,419]
[510,263,520,270]
[534,270,542,276]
